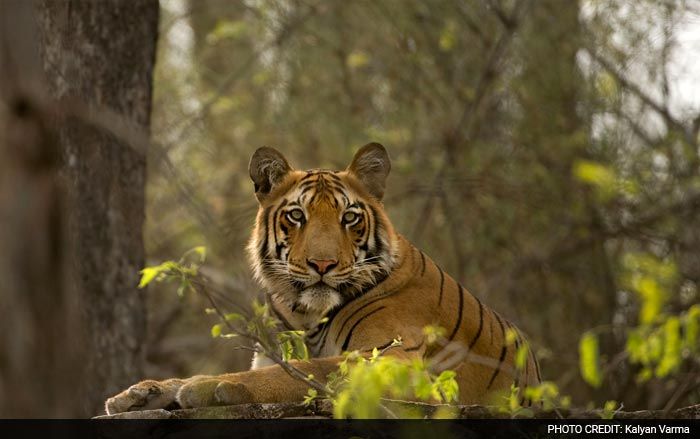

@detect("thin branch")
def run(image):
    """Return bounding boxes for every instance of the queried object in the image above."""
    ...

[583,45,697,149]
[189,280,331,397]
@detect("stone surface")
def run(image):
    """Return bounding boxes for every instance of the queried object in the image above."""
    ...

[94,401,700,419]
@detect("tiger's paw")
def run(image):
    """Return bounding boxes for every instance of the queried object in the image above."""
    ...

[176,377,254,408]
[104,378,185,415]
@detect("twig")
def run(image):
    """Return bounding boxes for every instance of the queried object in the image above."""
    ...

[188,280,331,397]
[583,45,698,149]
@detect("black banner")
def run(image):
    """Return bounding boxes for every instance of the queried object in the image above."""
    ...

[1,419,697,439]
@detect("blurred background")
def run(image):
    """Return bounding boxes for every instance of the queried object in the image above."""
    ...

[146,0,700,412]
[1,0,699,417]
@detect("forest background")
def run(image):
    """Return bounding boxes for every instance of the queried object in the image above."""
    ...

[0,0,699,417]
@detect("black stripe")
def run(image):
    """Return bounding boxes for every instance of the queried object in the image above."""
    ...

[310,192,320,205]
[468,297,484,349]
[523,347,529,387]
[368,205,383,258]
[269,299,294,331]
[259,206,272,263]
[508,322,521,388]
[334,295,387,345]
[305,322,323,339]
[325,172,342,182]
[272,200,287,259]
[405,340,425,352]
[298,180,316,190]
[487,313,508,389]
[314,324,332,352]
[364,205,375,258]
[419,250,426,276]
[327,181,347,193]
[308,304,343,348]
[300,172,315,181]
[533,351,542,383]
[341,307,386,351]
[437,264,445,306]
[447,283,465,342]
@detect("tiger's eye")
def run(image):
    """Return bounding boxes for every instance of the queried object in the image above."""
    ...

[288,209,304,221]
[343,211,358,223]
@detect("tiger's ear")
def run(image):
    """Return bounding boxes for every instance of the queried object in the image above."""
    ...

[347,142,391,201]
[249,147,292,202]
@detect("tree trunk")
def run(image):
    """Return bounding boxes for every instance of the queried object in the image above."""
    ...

[0,0,82,418]
[36,0,159,416]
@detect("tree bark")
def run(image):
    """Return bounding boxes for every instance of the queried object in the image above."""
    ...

[0,0,82,418]
[36,0,159,416]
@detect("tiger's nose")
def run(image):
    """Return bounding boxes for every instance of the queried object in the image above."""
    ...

[307,258,338,275]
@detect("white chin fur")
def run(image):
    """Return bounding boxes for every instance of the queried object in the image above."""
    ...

[298,284,342,314]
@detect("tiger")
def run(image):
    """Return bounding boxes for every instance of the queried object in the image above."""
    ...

[105,143,541,415]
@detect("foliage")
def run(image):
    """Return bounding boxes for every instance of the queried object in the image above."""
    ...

[599,400,621,420]
[495,329,572,418]
[327,344,460,419]
[579,332,603,388]
[577,251,698,390]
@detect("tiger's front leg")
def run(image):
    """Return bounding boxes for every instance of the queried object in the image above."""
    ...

[104,377,187,415]
[104,356,345,414]
[175,356,346,408]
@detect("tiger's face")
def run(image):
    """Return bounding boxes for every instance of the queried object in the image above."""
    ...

[247,143,397,316]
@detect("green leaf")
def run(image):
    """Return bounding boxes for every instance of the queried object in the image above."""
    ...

[292,335,309,361]
[595,71,619,102]
[303,388,318,406]
[192,246,207,262]
[439,20,457,51]
[573,160,617,200]
[655,317,681,377]
[422,325,446,345]
[600,400,618,419]
[515,344,529,371]
[225,312,244,323]
[211,324,222,338]
[138,267,161,288]
[505,328,519,346]
[579,332,603,388]
[433,370,459,403]
[206,20,248,44]
[684,305,700,353]
[346,51,369,69]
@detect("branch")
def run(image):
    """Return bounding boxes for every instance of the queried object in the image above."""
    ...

[583,45,698,149]
[188,280,331,398]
